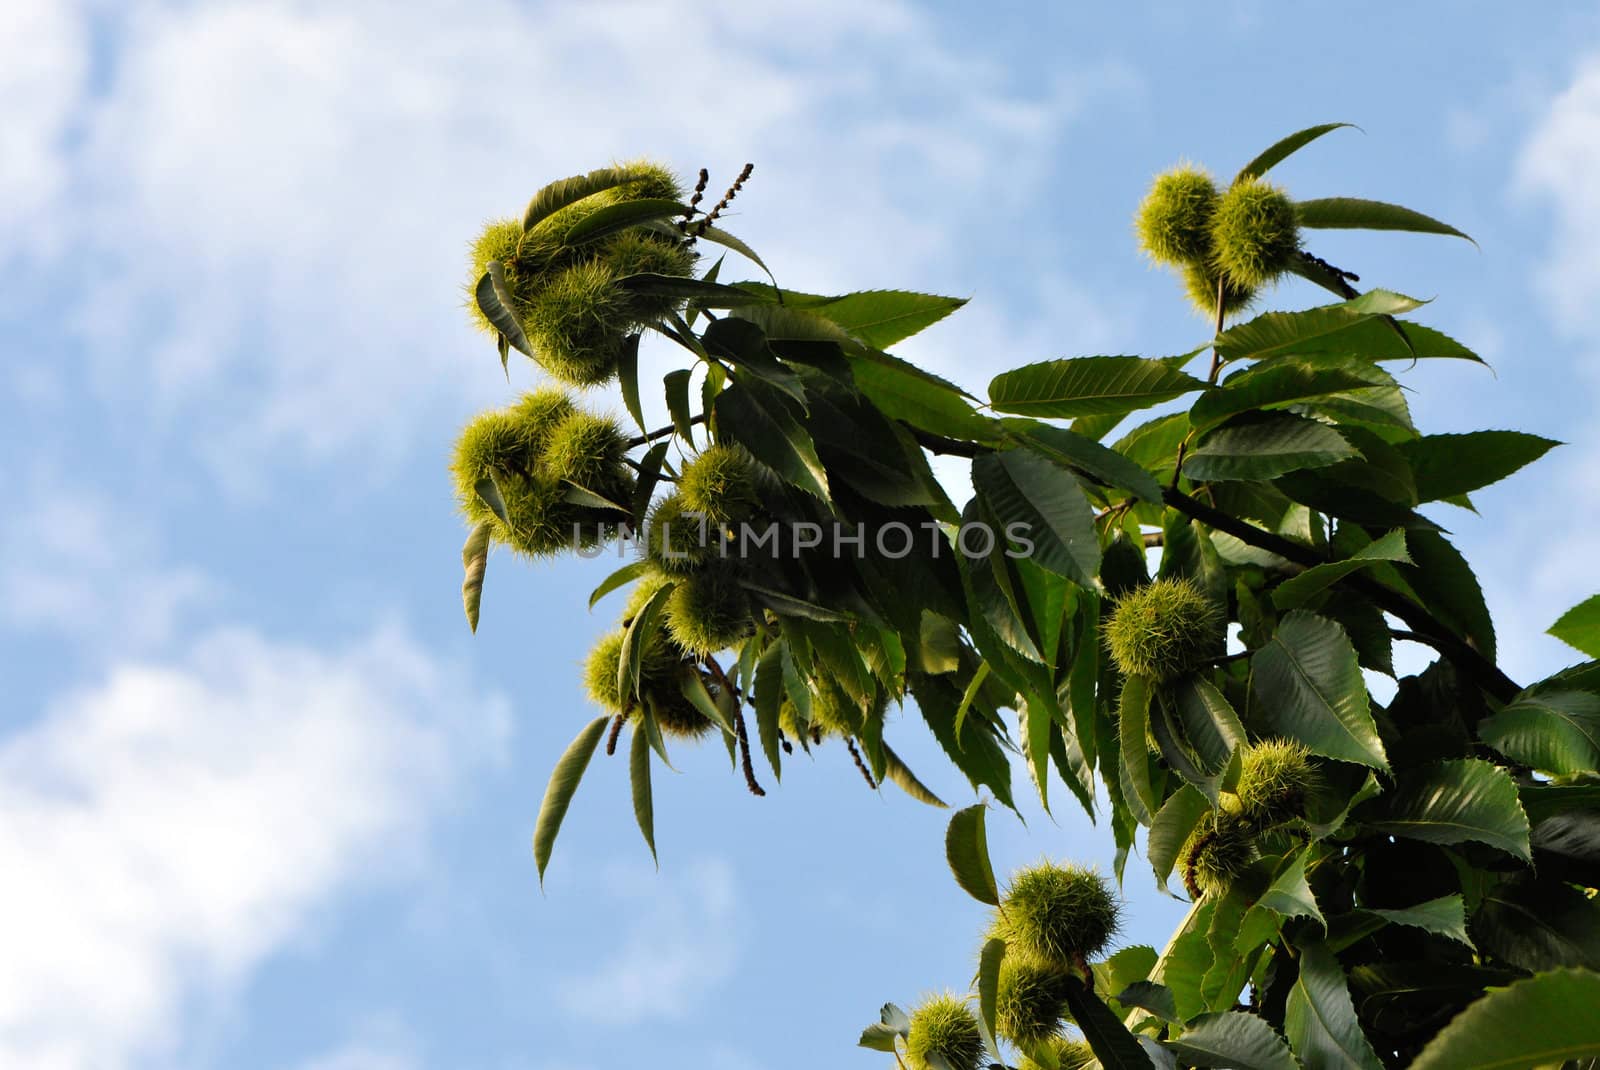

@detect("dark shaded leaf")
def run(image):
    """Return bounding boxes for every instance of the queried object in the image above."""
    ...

[1479,689,1600,775]
[974,449,1100,586]
[1409,968,1600,1070]
[715,382,830,500]
[1005,420,1163,502]
[1397,431,1559,502]
[1185,412,1358,482]
[1063,978,1157,1069]
[1362,758,1531,861]
[1168,1011,1299,1070]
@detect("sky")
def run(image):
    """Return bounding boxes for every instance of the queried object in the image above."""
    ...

[4,2,1600,1067]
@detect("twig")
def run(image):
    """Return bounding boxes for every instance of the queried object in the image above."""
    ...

[845,737,878,789]
[626,412,706,450]
[1171,274,1230,487]
[904,404,1524,702]
[605,712,626,756]
[1163,486,1521,702]
[693,163,754,237]
[734,709,766,797]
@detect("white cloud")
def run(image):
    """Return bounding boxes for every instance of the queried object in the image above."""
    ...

[5,0,1131,488]
[1516,54,1600,336]
[0,0,84,251]
[1489,50,1600,681]
[558,856,741,1025]
[0,625,510,1070]
[289,1021,419,1070]
[0,474,213,650]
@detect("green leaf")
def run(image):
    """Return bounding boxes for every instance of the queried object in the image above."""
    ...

[973,449,1100,586]
[1115,981,1177,1023]
[1063,979,1157,1070]
[461,521,492,633]
[1185,413,1358,482]
[531,715,612,886]
[1118,675,1158,825]
[1148,901,1217,1024]
[617,333,644,432]
[628,722,656,863]
[1234,122,1355,184]
[977,936,1006,1062]
[989,356,1205,419]
[805,289,967,348]
[1367,894,1475,951]
[1246,848,1324,937]
[1408,968,1600,1070]
[1295,196,1473,242]
[857,1022,901,1053]
[630,441,670,521]
[953,661,991,741]
[474,263,533,358]
[1096,945,1161,1018]
[1251,610,1388,770]
[1213,289,1426,363]
[1169,676,1248,774]
[522,166,637,230]
[617,272,777,308]
[1401,531,1496,659]
[1479,689,1600,776]
[945,803,1000,906]
[474,474,510,524]
[678,666,737,739]
[1361,758,1531,861]
[560,197,686,245]
[1168,1011,1300,1070]
[588,560,651,611]
[663,368,696,447]
[1551,594,1600,660]
[1189,358,1388,434]
[1149,784,1209,894]
[753,643,784,780]
[1284,939,1385,1070]
[1271,528,1409,610]
[715,381,830,501]
[1004,421,1163,503]
[561,480,629,512]
[882,742,948,807]
[691,223,775,285]
[740,581,854,623]
[618,580,675,701]
[847,353,999,441]
[1397,431,1559,502]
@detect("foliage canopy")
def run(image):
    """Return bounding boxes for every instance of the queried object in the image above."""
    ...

[448,129,1600,1069]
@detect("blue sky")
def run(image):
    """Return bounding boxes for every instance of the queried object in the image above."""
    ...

[5,2,1600,1067]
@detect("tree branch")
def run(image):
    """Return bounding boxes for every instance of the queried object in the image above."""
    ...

[626,412,706,450]
[1162,487,1522,703]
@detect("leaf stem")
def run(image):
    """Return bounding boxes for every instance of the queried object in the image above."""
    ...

[626,412,706,450]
